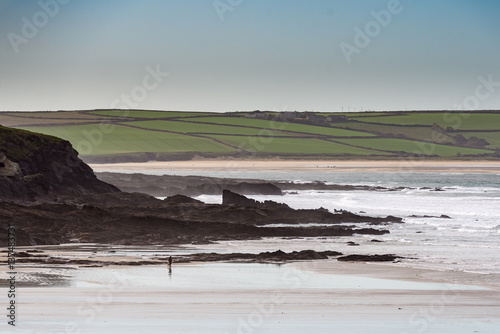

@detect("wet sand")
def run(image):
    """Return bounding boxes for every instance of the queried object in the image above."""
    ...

[2,250,500,333]
[13,285,500,333]
[90,159,500,174]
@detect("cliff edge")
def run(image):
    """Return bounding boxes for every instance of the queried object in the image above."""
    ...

[0,125,119,202]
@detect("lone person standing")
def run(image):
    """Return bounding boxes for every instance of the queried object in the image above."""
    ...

[168,256,173,266]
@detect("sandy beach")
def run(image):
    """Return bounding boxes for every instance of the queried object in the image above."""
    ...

[90,159,500,174]
[2,256,499,334]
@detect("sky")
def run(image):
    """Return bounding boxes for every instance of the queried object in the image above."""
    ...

[0,0,499,112]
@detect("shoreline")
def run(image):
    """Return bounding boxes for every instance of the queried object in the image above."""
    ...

[2,246,499,333]
[90,159,500,174]
[289,259,500,290]
[3,244,499,290]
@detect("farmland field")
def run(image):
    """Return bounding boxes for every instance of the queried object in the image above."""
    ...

[334,122,456,144]
[183,117,374,137]
[335,138,493,157]
[359,112,500,130]
[1,110,498,161]
[127,120,288,136]
[19,124,236,156]
[207,135,380,155]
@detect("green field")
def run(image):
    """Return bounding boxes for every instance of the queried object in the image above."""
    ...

[335,138,493,157]
[359,112,500,130]
[207,135,380,155]
[183,117,374,137]
[2,109,498,161]
[334,122,456,143]
[20,124,236,156]
[127,120,288,136]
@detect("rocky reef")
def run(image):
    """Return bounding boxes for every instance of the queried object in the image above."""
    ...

[0,190,396,246]
[0,126,402,249]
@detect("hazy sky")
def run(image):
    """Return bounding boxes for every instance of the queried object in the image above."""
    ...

[1,0,499,112]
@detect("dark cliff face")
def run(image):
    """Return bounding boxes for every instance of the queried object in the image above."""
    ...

[0,125,119,202]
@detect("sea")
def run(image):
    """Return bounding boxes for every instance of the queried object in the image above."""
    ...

[137,169,500,276]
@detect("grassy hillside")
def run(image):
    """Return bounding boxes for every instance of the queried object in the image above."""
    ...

[1,110,499,161]
[0,125,64,161]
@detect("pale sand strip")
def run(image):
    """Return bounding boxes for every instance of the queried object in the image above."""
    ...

[13,287,500,333]
[90,159,500,174]
[289,259,500,289]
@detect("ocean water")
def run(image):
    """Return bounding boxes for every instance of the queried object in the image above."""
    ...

[96,168,500,275]
[189,172,500,275]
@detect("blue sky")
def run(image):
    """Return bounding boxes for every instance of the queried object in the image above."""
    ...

[0,0,499,112]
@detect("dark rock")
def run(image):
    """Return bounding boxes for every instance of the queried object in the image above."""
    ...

[222,190,289,209]
[14,251,31,257]
[185,249,343,263]
[353,228,389,235]
[0,190,395,246]
[0,126,119,202]
[337,254,402,262]
[163,195,204,205]
[9,250,345,267]
[227,182,282,195]
[347,241,360,246]
[409,214,452,219]
[0,225,36,246]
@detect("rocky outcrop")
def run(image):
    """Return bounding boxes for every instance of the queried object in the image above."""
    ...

[162,194,204,205]
[409,214,451,219]
[222,189,289,209]
[0,191,397,246]
[0,225,35,246]
[179,250,343,263]
[0,126,119,202]
[4,249,345,267]
[337,254,402,262]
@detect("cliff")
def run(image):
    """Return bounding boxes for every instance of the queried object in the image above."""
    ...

[0,125,119,202]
